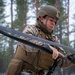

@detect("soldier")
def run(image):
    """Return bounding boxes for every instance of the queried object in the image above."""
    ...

[6,5,75,75]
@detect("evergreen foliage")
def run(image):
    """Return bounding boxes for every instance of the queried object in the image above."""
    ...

[0,0,75,74]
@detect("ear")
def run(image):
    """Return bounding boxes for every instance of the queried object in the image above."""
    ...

[39,16,44,22]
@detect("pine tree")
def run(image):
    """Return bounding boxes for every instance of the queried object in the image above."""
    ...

[14,0,28,31]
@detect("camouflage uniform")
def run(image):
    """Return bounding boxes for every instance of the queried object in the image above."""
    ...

[6,5,73,75]
[6,24,73,75]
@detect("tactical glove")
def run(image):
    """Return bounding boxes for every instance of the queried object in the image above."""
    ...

[67,54,75,64]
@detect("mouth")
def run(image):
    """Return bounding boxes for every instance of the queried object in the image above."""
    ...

[49,25,54,28]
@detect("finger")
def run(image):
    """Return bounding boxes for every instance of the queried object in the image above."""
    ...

[52,54,58,59]
[59,52,65,57]
[52,51,59,59]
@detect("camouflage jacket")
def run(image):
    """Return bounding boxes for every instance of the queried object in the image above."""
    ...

[18,24,73,71]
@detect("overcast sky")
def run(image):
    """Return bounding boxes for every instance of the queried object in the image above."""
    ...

[69,0,75,41]
[69,0,75,24]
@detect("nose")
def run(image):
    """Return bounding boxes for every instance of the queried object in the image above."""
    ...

[49,18,56,26]
[51,21,56,26]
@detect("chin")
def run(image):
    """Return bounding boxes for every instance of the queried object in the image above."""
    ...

[47,29,53,33]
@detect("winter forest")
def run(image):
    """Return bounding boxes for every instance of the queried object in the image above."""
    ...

[0,0,75,75]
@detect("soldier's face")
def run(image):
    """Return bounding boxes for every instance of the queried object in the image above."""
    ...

[40,16,57,31]
[45,17,56,30]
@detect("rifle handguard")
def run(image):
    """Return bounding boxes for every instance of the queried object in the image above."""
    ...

[67,54,75,64]
[43,44,53,54]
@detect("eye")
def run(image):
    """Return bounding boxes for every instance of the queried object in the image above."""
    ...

[49,18,56,24]
[49,18,55,22]
[49,18,53,21]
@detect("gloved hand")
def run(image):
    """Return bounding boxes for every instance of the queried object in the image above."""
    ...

[67,54,75,64]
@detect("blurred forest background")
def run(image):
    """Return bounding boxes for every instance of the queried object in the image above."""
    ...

[0,0,75,75]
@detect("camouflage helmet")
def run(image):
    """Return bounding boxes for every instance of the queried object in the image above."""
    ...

[38,5,60,20]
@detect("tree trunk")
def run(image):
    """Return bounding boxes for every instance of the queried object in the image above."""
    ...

[55,0,63,44]
[66,0,70,46]
[10,0,14,59]
[35,0,39,18]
